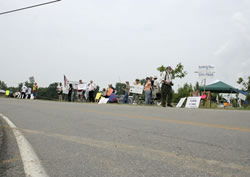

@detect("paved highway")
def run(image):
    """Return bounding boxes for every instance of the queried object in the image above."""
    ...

[0,98,250,177]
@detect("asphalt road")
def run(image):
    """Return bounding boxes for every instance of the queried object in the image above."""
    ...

[0,98,250,177]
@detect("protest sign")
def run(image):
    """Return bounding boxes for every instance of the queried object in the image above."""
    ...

[98,97,109,104]
[130,85,144,94]
[185,97,201,108]
[63,87,69,94]
[5,90,10,96]
[78,83,87,90]
[176,97,186,108]
[238,93,247,101]
[95,93,102,100]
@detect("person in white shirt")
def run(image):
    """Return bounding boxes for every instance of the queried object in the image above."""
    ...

[56,83,63,101]
[21,84,27,99]
[88,80,96,102]
[26,87,32,99]
[160,66,174,107]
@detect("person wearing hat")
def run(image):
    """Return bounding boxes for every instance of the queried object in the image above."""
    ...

[160,66,174,107]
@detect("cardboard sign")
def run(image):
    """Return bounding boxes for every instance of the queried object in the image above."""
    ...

[78,83,87,90]
[98,97,109,104]
[130,85,144,94]
[185,97,201,108]
[238,93,247,101]
[63,87,69,94]
[95,93,102,100]
[176,97,186,108]
[5,90,10,96]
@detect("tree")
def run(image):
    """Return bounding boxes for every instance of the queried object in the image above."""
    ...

[0,80,7,90]
[157,63,187,79]
[237,76,250,91]
[37,82,58,100]
[173,83,193,103]
[115,82,126,95]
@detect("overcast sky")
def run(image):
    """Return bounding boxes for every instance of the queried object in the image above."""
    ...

[0,0,250,90]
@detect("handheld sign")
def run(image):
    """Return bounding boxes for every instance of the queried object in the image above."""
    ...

[130,85,144,94]
[185,97,201,108]
[78,83,87,90]
[5,90,10,96]
[176,97,186,108]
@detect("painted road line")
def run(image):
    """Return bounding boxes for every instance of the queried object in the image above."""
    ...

[21,128,250,177]
[84,109,250,133]
[0,113,49,177]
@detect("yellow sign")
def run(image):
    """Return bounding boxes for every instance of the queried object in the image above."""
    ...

[5,90,10,96]
[95,93,102,100]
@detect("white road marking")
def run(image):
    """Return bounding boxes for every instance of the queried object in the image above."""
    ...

[0,113,49,177]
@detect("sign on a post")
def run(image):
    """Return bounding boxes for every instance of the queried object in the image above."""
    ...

[130,85,144,94]
[197,65,215,78]
[176,97,186,108]
[185,97,201,108]
[238,93,247,101]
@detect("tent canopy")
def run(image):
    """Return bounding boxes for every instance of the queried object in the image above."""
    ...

[199,81,238,93]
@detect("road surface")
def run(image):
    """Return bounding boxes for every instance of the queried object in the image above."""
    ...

[1,98,250,177]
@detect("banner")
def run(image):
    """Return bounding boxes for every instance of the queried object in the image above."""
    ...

[185,97,201,108]
[176,97,186,108]
[130,85,144,94]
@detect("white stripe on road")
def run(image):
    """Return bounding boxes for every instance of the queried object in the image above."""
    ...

[0,113,49,177]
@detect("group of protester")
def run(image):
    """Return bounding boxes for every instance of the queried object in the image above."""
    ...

[56,80,98,103]
[16,83,38,99]
[121,66,174,107]
[56,66,175,107]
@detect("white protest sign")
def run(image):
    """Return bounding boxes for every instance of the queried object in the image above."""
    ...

[63,87,69,94]
[98,97,109,104]
[130,85,144,94]
[185,97,201,108]
[78,83,87,90]
[176,97,186,108]
[238,93,247,101]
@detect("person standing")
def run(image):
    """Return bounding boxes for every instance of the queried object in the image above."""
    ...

[161,66,174,107]
[88,80,96,102]
[133,79,141,104]
[144,77,152,104]
[26,87,32,99]
[68,83,73,102]
[32,82,38,99]
[123,81,130,104]
[77,80,84,102]
[21,84,27,99]
[57,83,63,101]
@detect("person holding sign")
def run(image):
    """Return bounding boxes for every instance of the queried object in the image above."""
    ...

[161,66,174,107]
[132,79,142,104]
[57,83,63,101]
[77,80,85,102]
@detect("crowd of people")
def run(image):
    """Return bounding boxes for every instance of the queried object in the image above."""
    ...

[12,66,174,107]
[55,66,175,107]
